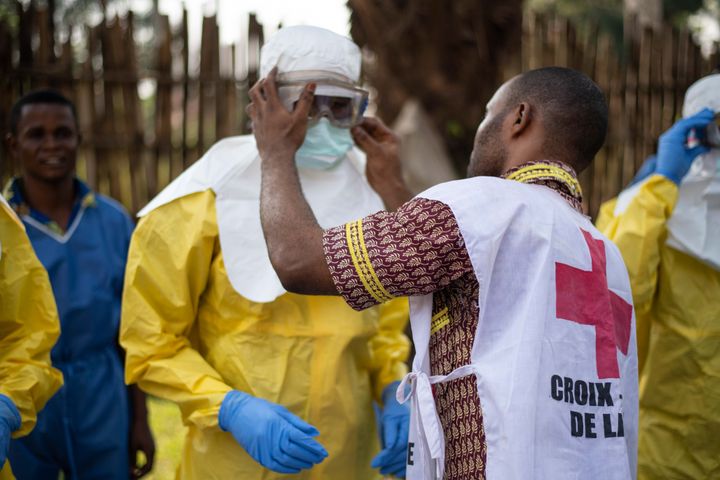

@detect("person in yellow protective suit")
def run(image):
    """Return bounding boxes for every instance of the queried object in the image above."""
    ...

[120,25,411,479]
[0,195,64,479]
[597,74,720,479]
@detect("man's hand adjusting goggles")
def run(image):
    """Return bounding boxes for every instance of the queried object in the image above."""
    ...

[277,70,369,128]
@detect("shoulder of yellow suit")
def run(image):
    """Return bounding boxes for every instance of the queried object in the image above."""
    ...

[0,196,25,230]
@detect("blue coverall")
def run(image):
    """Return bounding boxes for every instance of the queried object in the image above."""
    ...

[5,178,134,479]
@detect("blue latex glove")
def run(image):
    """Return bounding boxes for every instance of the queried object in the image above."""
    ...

[0,394,21,470]
[219,391,327,474]
[372,382,410,478]
[656,108,714,184]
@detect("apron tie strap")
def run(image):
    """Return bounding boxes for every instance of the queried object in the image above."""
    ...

[397,364,482,480]
[398,371,445,479]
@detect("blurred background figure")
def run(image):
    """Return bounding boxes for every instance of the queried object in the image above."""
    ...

[0,188,63,479]
[4,90,155,479]
[120,26,410,479]
[597,74,720,479]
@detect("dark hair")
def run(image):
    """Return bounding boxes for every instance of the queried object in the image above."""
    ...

[504,67,608,173]
[9,89,79,135]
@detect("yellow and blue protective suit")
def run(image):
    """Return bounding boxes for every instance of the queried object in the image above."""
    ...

[5,179,134,479]
[0,196,63,479]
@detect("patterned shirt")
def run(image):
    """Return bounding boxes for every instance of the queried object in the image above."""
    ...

[323,161,583,480]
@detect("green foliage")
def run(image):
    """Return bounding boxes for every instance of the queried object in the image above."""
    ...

[664,0,705,21]
[445,120,465,139]
[0,3,19,29]
[2,0,158,72]
[529,0,712,31]
[529,0,624,47]
[55,0,106,24]
[1,0,154,28]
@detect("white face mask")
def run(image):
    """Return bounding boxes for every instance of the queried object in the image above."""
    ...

[295,119,354,170]
[666,152,720,271]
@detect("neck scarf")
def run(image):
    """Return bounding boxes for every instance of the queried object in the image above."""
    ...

[503,161,584,213]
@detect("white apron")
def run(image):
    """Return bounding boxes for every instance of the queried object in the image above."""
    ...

[398,177,639,480]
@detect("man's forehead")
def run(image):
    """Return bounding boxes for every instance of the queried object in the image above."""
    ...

[21,102,73,115]
[18,103,76,125]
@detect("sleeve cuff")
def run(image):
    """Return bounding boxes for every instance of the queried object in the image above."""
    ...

[644,174,680,216]
[322,220,393,311]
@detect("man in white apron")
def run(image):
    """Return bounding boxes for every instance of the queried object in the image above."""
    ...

[248,66,639,479]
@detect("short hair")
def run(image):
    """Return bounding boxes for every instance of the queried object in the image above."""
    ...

[503,67,608,173]
[9,89,79,135]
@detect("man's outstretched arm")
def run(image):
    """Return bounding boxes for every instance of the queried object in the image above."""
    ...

[251,69,472,304]
[249,69,337,295]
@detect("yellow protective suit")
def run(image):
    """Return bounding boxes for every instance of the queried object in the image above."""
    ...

[597,174,720,479]
[120,190,410,480]
[0,200,63,478]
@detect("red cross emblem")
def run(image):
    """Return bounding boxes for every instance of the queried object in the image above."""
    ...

[555,229,633,379]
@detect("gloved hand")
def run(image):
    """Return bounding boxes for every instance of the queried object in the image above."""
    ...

[656,108,714,184]
[219,390,327,474]
[372,382,410,478]
[0,394,21,470]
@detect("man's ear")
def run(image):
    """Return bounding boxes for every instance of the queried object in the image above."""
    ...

[510,102,532,138]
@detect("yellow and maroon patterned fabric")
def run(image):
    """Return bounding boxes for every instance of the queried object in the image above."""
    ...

[323,198,472,310]
[503,161,584,213]
[323,198,485,479]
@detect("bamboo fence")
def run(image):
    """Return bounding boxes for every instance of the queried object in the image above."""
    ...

[513,12,718,215]
[0,3,718,216]
[0,2,262,213]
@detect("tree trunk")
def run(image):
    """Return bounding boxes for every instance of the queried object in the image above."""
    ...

[348,0,523,173]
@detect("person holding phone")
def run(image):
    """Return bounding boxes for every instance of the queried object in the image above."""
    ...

[597,74,720,479]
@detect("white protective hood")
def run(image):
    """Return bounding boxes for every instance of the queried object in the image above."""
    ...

[138,27,385,302]
[666,74,720,270]
[260,25,361,81]
[138,137,384,302]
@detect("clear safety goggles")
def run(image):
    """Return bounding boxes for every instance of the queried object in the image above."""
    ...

[277,70,369,128]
